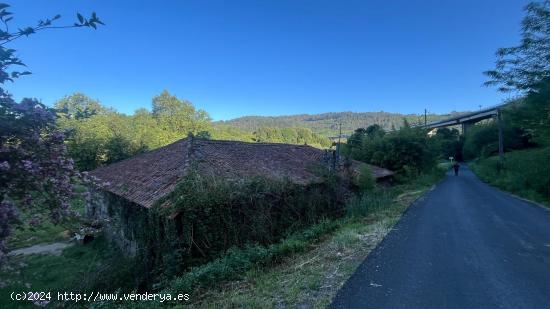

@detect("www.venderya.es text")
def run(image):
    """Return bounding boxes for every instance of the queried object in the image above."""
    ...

[10,291,190,303]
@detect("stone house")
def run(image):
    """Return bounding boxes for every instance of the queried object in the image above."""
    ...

[87,137,393,255]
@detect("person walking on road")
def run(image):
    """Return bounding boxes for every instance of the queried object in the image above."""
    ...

[453,162,460,176]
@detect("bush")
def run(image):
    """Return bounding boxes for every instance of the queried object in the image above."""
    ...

[470,147,550,204]
[462,121,531,160]
[165,220,340,294]
[506,80,550,147]
[357,165,376,192]
[348,124,438,176]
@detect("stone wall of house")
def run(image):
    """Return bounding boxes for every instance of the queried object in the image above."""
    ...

[86,189,151,256]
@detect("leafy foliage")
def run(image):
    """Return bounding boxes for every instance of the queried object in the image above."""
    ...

[165,220,340,295]
[484,1,550,92]
[345,123,438,177]
[432,128,463,161]
[148,169,346,278]
[357,165,376,192]
[0,3,103,84]
[252,127,332,148]
[462,121,531,160]
[471,147,550,205]
[55,93,112,120]
[504,78,550,146]
[151,90,212,141]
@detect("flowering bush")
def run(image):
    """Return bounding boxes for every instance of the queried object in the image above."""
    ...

[0,3,103,261]
[0,89,83,260]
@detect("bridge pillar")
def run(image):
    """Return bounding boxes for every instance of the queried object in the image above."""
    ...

[461,122,473,134]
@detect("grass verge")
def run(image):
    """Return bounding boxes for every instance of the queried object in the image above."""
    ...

[470,147,550,207]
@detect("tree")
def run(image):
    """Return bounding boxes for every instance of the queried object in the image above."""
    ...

[484,1,550,92]
[346,124,438,177]
[152,90,212,142]
[0,3,103,260]
[365,124,385,138]
[433,128,463,160]
[503,78,550,146]
[345,124,386,161]
[55,93,111,119]
[462,122,531,160]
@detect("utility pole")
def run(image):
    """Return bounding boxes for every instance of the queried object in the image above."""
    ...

[337,122,342,163]
[497,109,504,165]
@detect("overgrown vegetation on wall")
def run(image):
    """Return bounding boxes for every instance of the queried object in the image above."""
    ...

[135,168,347,281]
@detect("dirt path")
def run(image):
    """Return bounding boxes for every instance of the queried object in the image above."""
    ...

[8,242,72,256]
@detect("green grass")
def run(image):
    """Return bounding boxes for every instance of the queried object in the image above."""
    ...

[438,161,452,171]
[470,147,550,207]
[6,187,87,250]
[0,236,123,308]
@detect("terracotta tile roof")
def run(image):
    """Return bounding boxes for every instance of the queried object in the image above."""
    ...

[90,139,191,208]
[90,138,393,208]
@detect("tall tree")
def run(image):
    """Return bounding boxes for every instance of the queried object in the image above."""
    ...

[55,93,111,120]
[484,1,550,92]
[152,90,212,141]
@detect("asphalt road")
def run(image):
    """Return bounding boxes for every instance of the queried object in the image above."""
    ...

[331,166,550,309]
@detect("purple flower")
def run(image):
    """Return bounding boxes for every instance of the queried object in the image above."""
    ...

[0,161,9,171]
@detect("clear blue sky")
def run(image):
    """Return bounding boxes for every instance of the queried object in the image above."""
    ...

[5,0,527,120]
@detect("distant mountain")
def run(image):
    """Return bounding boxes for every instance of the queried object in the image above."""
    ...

[216,111,466,138]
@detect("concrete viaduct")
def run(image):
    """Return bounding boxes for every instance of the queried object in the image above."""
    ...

[420,104,508,162]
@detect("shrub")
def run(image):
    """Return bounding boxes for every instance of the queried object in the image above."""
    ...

[165,219,340,294]
[357,165,376,192]
[462,122,531,160]
[346,124,438,176]
[470,147,550,204]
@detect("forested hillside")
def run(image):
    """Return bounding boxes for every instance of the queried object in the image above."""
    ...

[216,111,466,137]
